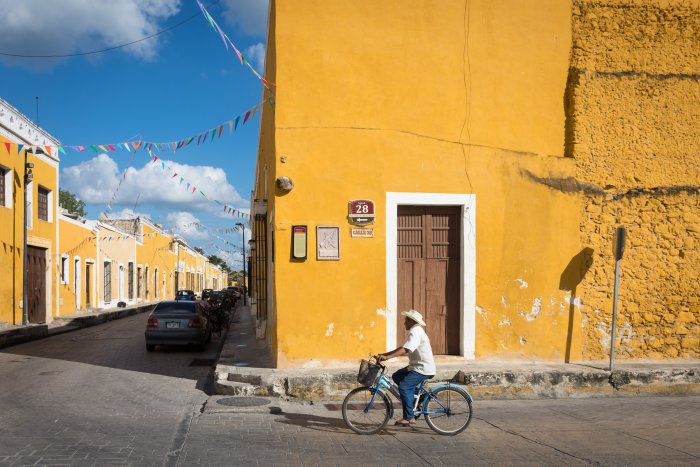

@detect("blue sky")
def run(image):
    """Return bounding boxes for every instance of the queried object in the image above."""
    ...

[0,0,269,270]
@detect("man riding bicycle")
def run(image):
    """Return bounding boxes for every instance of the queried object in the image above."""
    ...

[376,309,436,427]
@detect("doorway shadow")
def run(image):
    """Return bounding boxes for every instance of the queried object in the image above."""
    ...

[559,248,594,363]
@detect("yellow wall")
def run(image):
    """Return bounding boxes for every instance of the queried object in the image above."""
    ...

[257,0,580,367]
[0,141,59,324]
[137,222,176,302]
[58,216,98,315]
[97,224,136,307]
[176,242,203,293]
[569,0,700,360]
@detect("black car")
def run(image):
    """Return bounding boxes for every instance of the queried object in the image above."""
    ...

[176,289,196,301]
[145,300,211,351]
[201,288,214,300]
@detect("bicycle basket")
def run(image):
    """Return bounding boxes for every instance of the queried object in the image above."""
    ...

[357,359,381,386]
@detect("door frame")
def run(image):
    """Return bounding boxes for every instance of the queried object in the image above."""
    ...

[385,192,476,359]
[74,256,81,311]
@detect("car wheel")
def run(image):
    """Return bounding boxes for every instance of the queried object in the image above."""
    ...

[146,344,156,352]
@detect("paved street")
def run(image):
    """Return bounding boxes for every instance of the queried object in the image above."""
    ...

[1,314,699,466]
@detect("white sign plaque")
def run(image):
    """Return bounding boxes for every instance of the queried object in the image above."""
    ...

[317,226,340,260]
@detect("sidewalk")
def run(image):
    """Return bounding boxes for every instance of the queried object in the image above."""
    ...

[0,302,155,349]
[215,305,700,400]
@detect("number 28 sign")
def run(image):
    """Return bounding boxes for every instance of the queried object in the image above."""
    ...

[348,200,375,225]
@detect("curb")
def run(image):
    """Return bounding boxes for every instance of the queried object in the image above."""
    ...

[214,364,700,400]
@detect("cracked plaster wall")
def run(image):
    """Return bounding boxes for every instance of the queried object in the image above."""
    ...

[570,0,700,359]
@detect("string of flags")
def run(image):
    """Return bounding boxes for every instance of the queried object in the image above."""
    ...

[146,149,250,220]
[171,221,246,252]
[197,0,274,90]
[1,99,272,159]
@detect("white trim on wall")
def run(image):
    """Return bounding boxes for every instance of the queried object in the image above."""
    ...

[385,192,476,359]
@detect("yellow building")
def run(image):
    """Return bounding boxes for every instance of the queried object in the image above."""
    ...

[0,98,60,325]
[252,0,699,367]
[96,222,137,308]
[174,238,206,296]
[205,262,226,290]
[58,213,98,315]
[106,216,177,303]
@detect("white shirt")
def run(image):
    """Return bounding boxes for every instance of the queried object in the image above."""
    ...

[402,325,436,376]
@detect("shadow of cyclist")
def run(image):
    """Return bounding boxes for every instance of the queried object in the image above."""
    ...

[273,411,351,433]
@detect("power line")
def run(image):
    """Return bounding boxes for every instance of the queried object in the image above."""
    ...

[0,0,221,59]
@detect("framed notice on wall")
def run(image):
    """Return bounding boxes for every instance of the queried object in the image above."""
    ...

[316,226,340,260]
[291,225,307,260]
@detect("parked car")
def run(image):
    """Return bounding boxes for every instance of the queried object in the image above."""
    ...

[226,286,242,299]
[176,289,196,301]
[201,288,214,300]
[145,300,211,352]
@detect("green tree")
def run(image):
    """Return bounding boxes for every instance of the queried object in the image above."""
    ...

[208,254,233,274]
[59,189,86,217]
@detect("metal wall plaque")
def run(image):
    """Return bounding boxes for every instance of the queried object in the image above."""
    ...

[348,200,375,225]
[351,227,374,238]
[317,226,340,260]
[292,225,307,259]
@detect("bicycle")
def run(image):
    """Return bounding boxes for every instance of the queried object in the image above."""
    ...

[342,357,473,436]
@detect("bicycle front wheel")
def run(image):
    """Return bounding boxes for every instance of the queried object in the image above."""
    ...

[424,386,473,435]
[342,387,391,435]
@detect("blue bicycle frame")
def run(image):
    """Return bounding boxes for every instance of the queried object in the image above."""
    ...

[366,371,472,417]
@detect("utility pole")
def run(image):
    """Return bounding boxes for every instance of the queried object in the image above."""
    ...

[22,152,34,325]
[236,223,247,305]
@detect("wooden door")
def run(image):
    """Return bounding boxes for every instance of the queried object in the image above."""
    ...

[27,246,47,323]
[397,206,461,355]
[85,264,91,308]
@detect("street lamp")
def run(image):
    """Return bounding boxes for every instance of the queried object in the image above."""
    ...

[235,222,247,305]
[22,156,34,325]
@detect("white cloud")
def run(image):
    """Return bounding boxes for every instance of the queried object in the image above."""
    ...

[166,211,209,241]
[61,153,247,216]
[0,0,182,69]
[220,0,269,37]
[243,42,265,73]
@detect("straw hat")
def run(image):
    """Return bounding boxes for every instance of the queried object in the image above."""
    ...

[401,309,426,326]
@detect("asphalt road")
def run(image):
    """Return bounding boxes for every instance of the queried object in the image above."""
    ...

[0,313,698,466]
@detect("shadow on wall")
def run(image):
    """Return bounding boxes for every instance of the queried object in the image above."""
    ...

[559,247,594,363]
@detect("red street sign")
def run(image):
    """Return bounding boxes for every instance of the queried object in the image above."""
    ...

[348,200,375,225]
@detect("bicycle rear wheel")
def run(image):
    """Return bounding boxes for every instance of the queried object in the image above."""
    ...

[342,387,391,435]
[424,386,473,435]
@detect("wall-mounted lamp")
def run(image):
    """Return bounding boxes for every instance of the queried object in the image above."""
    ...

[276,176,294,193]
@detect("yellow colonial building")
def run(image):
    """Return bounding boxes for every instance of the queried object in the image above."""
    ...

[58,213,98,315]
[0,98,60,325]
[174,238,207,296]
[251,0,699,367]
[96,222,137,308]
[105,216,178,303]
[205,262,227,290]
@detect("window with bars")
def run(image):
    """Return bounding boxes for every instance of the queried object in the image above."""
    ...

[137,267,142,298]
[154,269,158,298]
[104,262,112,303]
[0,166,7,207]
[38,186,49,221]
[128,263,134,300]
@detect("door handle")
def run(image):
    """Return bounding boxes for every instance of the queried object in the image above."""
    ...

[441,305,446,316]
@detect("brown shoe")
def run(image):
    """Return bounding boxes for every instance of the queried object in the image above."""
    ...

[394,419,415,427]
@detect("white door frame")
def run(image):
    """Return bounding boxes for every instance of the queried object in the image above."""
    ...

[74,256,81,310]
[385,192,476,358]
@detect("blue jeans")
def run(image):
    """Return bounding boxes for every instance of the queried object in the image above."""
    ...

[392,367,430,420]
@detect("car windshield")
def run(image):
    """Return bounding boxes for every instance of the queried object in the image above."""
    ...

[153,302,196,314]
